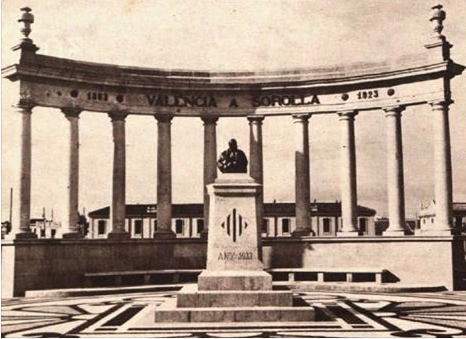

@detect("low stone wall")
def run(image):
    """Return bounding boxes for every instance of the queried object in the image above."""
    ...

[2,236,465,297]
[1,239,207,297]
[262,236,466,290]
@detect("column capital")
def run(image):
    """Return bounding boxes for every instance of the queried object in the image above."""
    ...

[247,115,265,123]
[15,99,35,112]
[155,115,173,123]
[201,116,219,124]
[383,105,405,117]
[429,100,452,109]
[61,107,82,118]
[337,111,358,120]
[108,111,128,121]
[292,113,311,122]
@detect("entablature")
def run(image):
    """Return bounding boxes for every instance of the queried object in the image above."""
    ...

[2,5,464,118]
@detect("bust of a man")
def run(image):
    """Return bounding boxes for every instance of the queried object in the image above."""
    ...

[217,139,248,173]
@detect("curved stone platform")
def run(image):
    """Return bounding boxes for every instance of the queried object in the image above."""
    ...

[23,281,449,298]
[3,288,466,337]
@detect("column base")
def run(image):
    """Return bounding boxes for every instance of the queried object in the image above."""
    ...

[62,232,84,239]
[383,230,406,236]
[153,230,176,239]
[107,231,130,239]
[292,229,312,237]
[337,231,359,237]
[12,232,38,240]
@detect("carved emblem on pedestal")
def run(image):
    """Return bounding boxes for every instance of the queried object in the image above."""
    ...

[221,208,248,242]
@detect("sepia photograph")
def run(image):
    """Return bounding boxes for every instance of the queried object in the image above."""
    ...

[1,0,466,337]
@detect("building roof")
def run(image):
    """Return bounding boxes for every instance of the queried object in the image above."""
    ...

[263,202,375,217]
[88,202,376,219]
[418,201,466,217]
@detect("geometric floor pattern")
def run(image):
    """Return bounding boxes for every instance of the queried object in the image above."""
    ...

[2,287,466,338]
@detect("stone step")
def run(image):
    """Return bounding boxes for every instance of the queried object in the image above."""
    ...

[154,306,315,323]
[176,285,293,308]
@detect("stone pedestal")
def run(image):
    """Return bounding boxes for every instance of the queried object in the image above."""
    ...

[199,173,267,281]
[154,173,314,323]
[197,174,274,294]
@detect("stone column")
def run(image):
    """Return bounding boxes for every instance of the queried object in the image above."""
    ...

[248,115,265,252]
[248,116,264,185]
[429,101,454,234]
[154,115,175,238]
[338,111,359,236]
[291,114,312,236]
[201,116,218,239]
[384,106,407,236]
[62,108,82,238]
[108,112,129,238]
[14,101,37,239]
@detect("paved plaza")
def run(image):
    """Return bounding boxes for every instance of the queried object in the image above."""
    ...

[2,286,466,338]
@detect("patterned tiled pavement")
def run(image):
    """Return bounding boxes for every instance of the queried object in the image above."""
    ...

[2,287,466,337]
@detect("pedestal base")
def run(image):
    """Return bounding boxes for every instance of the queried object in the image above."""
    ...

[198,270,272,291]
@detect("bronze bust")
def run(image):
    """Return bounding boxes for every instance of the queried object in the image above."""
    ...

[217,139,248,173]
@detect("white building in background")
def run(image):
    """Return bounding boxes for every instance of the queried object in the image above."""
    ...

[417,201,466,234]
[2,216,61,239]
[88,202,376,239]
[29,218,61,239]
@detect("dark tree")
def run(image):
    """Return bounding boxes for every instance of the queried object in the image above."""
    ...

[77,213,89,237]
[2,221,11,234]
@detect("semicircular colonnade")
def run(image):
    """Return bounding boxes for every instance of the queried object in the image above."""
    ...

[2,4,464,241]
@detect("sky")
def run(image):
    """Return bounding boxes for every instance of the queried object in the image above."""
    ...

[1,0,466,224]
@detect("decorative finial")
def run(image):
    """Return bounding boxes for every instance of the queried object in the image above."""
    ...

[425,3,451,60]
[429,4,446,41]
[18,7,34,42]
[13,6,39,53]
